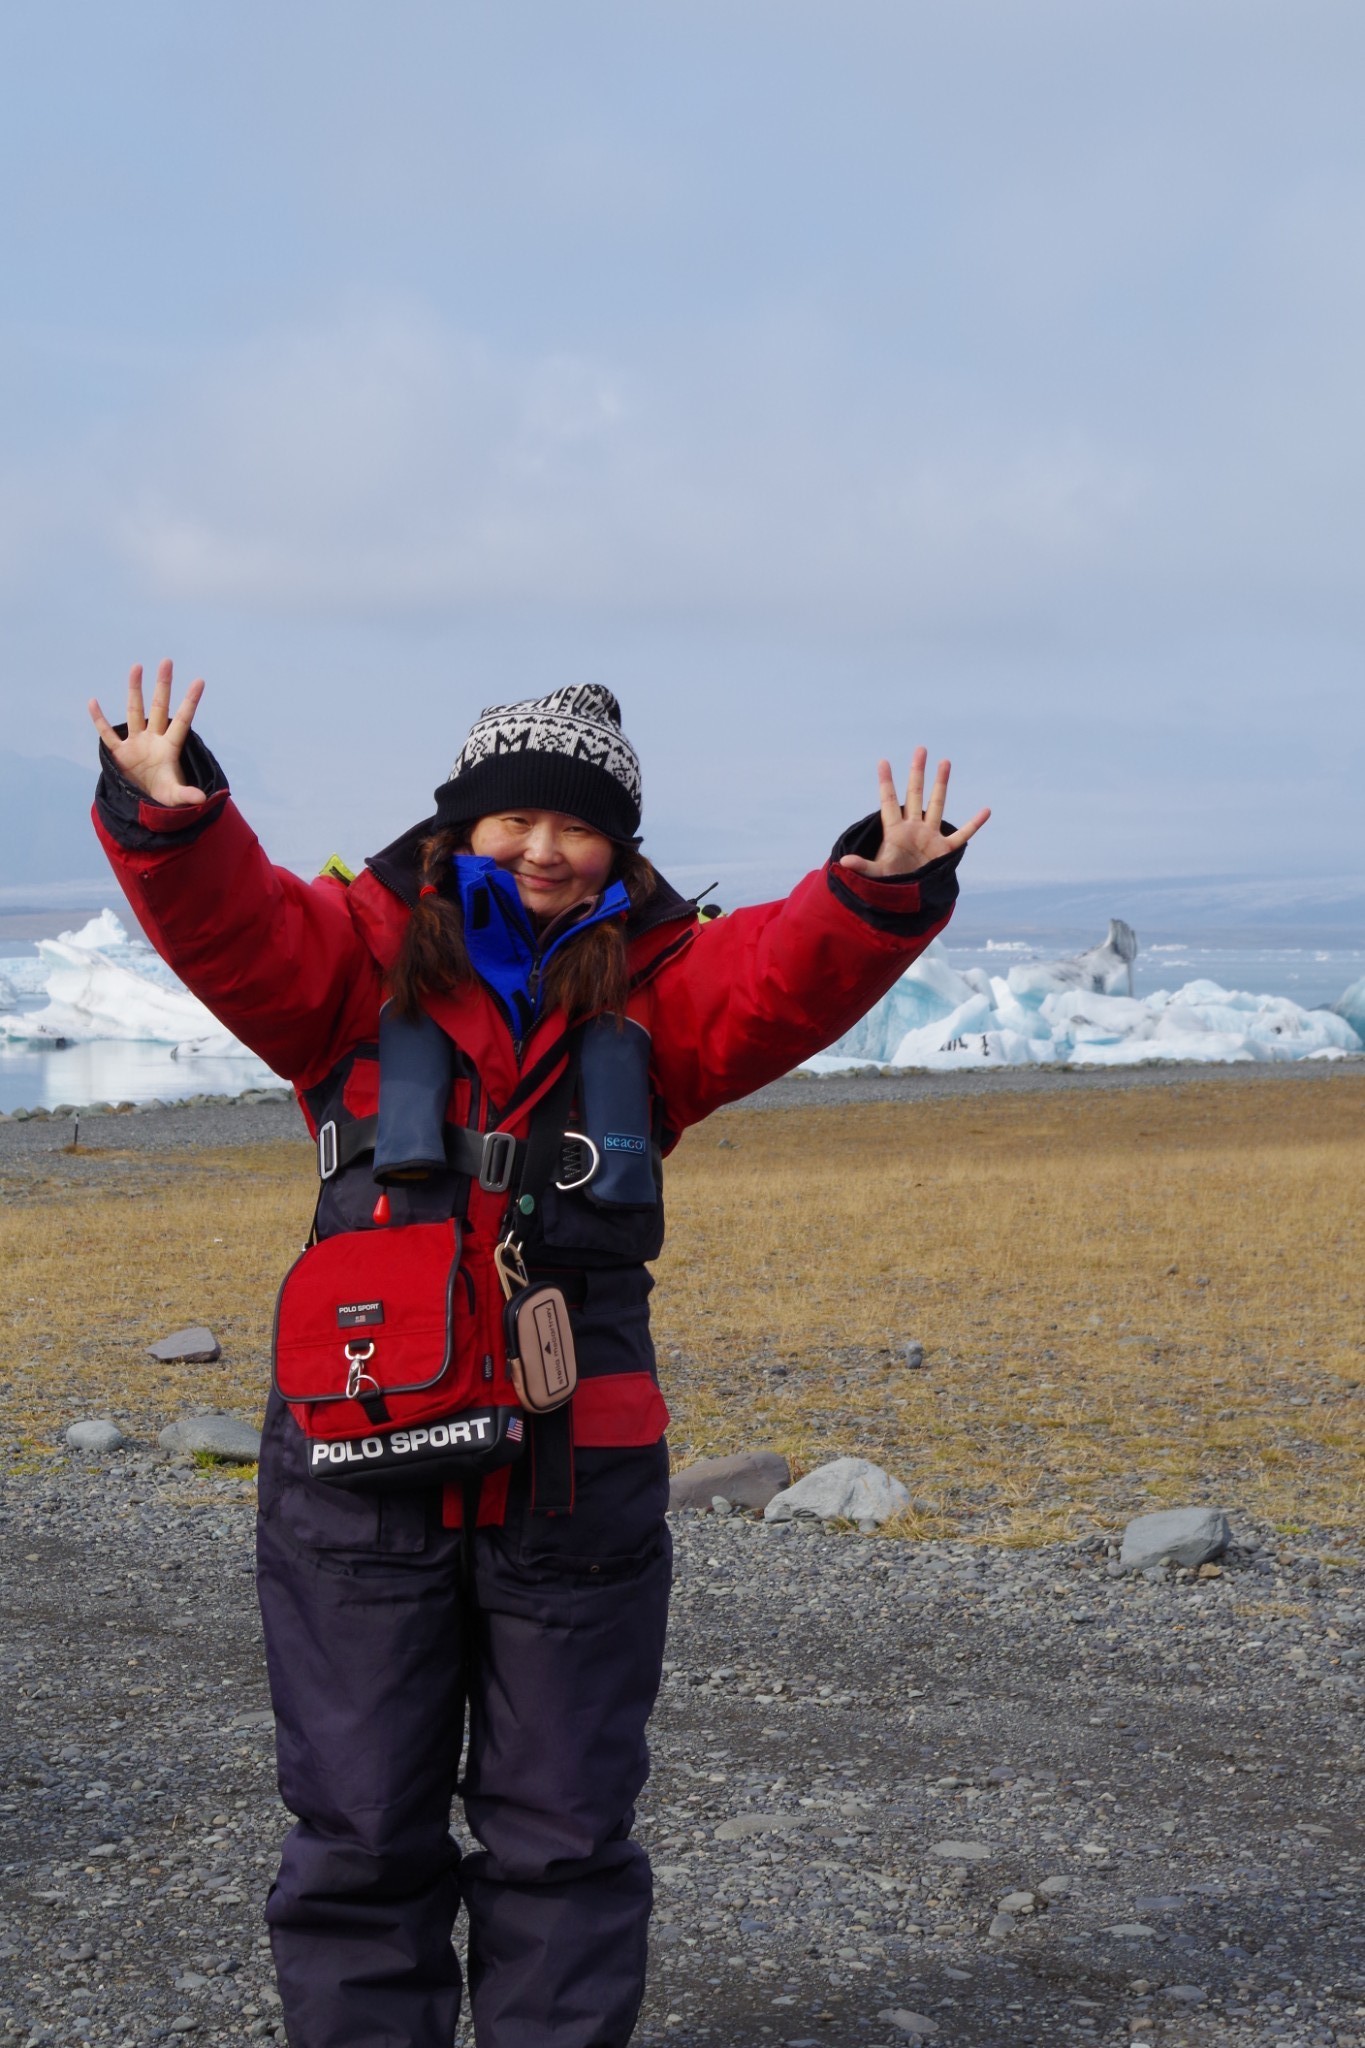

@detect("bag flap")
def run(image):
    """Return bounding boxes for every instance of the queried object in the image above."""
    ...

[273,1220,462,1405]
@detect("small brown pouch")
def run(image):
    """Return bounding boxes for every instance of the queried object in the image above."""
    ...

[503,1284,578,1413]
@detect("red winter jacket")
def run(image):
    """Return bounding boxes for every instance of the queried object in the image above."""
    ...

[93,732,961,1514]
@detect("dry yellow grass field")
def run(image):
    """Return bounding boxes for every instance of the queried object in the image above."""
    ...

[3,1072,1362,1547]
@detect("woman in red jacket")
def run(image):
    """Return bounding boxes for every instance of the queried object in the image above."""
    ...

[90,662,988,2048]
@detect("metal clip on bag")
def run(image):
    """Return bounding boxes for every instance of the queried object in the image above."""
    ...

[271,1219,524,1489]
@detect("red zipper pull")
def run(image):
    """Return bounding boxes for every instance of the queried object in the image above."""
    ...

[372,1191,391,1225]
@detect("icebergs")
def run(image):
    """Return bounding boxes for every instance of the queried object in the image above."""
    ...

[809,931,1365,1072]
[1332,975,1365,1044]
[1003,918,1136,1001]
[0,909,253,1057]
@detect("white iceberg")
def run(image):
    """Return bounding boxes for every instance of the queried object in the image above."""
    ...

[807,929,1365,1072]
[0,909,253,1057]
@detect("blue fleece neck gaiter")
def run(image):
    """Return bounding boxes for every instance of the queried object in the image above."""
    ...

[450,854,629,1036]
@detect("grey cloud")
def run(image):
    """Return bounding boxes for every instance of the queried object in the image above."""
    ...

[90,307,1149,631]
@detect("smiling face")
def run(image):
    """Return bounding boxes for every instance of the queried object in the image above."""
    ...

[468,808,616,921]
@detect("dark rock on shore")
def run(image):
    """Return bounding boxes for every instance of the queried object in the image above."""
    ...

[669,1451,791,1514]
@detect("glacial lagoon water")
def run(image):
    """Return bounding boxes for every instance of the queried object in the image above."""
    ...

[2,912,1364,1113]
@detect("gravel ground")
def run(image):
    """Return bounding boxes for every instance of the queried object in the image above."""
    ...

[2,1448,1362,2048]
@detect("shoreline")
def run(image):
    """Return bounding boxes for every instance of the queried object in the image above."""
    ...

[0,1053,1361,1158]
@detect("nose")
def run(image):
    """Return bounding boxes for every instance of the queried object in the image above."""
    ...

[524,821,562,865]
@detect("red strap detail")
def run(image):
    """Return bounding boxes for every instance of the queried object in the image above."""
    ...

[342,1055,380,1118]
[831,861,922,909]
[136,788,229,834]
[572,1372,671,1448]
[438,1376,669,1526]
[441,1462,513,1529]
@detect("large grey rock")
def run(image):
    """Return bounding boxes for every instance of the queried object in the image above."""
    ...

[148,1325,222,1364]
[159,1414,261,1461]
[763,1456,909,1527]
[877,2011,939,2039]
[928,1839,994,1862]
[65,1419,126,1454]
[1120,1507,1230,1572]
[669,1451,791,1514]
[713,1811,812,1841]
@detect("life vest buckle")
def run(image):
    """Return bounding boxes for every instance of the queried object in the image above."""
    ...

[478,1129,517,1194]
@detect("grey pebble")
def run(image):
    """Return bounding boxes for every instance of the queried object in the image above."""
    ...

[668,1450,790,1513]
[64,1419,126,1454]
[148,1326,222,1364]
[159,1414,261,1461]
[764,1456,909,1526]
[1120,1506,1230,1572]
[876,2012,939,2039]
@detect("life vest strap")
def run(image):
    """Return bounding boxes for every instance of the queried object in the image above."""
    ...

[318,1115,522,1192]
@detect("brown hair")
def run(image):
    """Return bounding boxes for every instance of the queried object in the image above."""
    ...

[387,827,657,1024]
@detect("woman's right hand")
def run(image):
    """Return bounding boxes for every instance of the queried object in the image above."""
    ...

[88,660,208,808]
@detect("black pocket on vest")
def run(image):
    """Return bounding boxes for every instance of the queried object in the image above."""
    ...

[536,1184,666,1264]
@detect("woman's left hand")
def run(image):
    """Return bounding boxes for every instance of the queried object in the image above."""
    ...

[838,749,991,878]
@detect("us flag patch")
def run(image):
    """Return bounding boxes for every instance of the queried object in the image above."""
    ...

[507,1416,524,1442]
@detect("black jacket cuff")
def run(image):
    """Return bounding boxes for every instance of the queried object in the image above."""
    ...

[95,729,230,852]
[825,811,963,936]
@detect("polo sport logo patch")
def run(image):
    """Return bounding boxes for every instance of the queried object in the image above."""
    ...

[603,1132,647,1155]
[309,1413,497,1468]
[336,1300,385,1328]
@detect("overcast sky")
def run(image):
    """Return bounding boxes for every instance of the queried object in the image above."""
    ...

[1,1,1361,900]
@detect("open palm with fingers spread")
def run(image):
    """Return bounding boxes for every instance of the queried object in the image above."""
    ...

[88,660,207,808]
[838,749,991,878]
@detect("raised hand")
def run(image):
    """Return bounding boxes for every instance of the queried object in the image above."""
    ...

[88,661,207,808]
[838,749,991,878]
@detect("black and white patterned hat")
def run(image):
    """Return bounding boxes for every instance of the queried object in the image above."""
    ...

[433,684,642,843]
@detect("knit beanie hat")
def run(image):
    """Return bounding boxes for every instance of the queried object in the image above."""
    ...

[433,684,642,843]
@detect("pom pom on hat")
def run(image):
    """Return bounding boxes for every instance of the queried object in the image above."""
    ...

[434,684,642,842]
